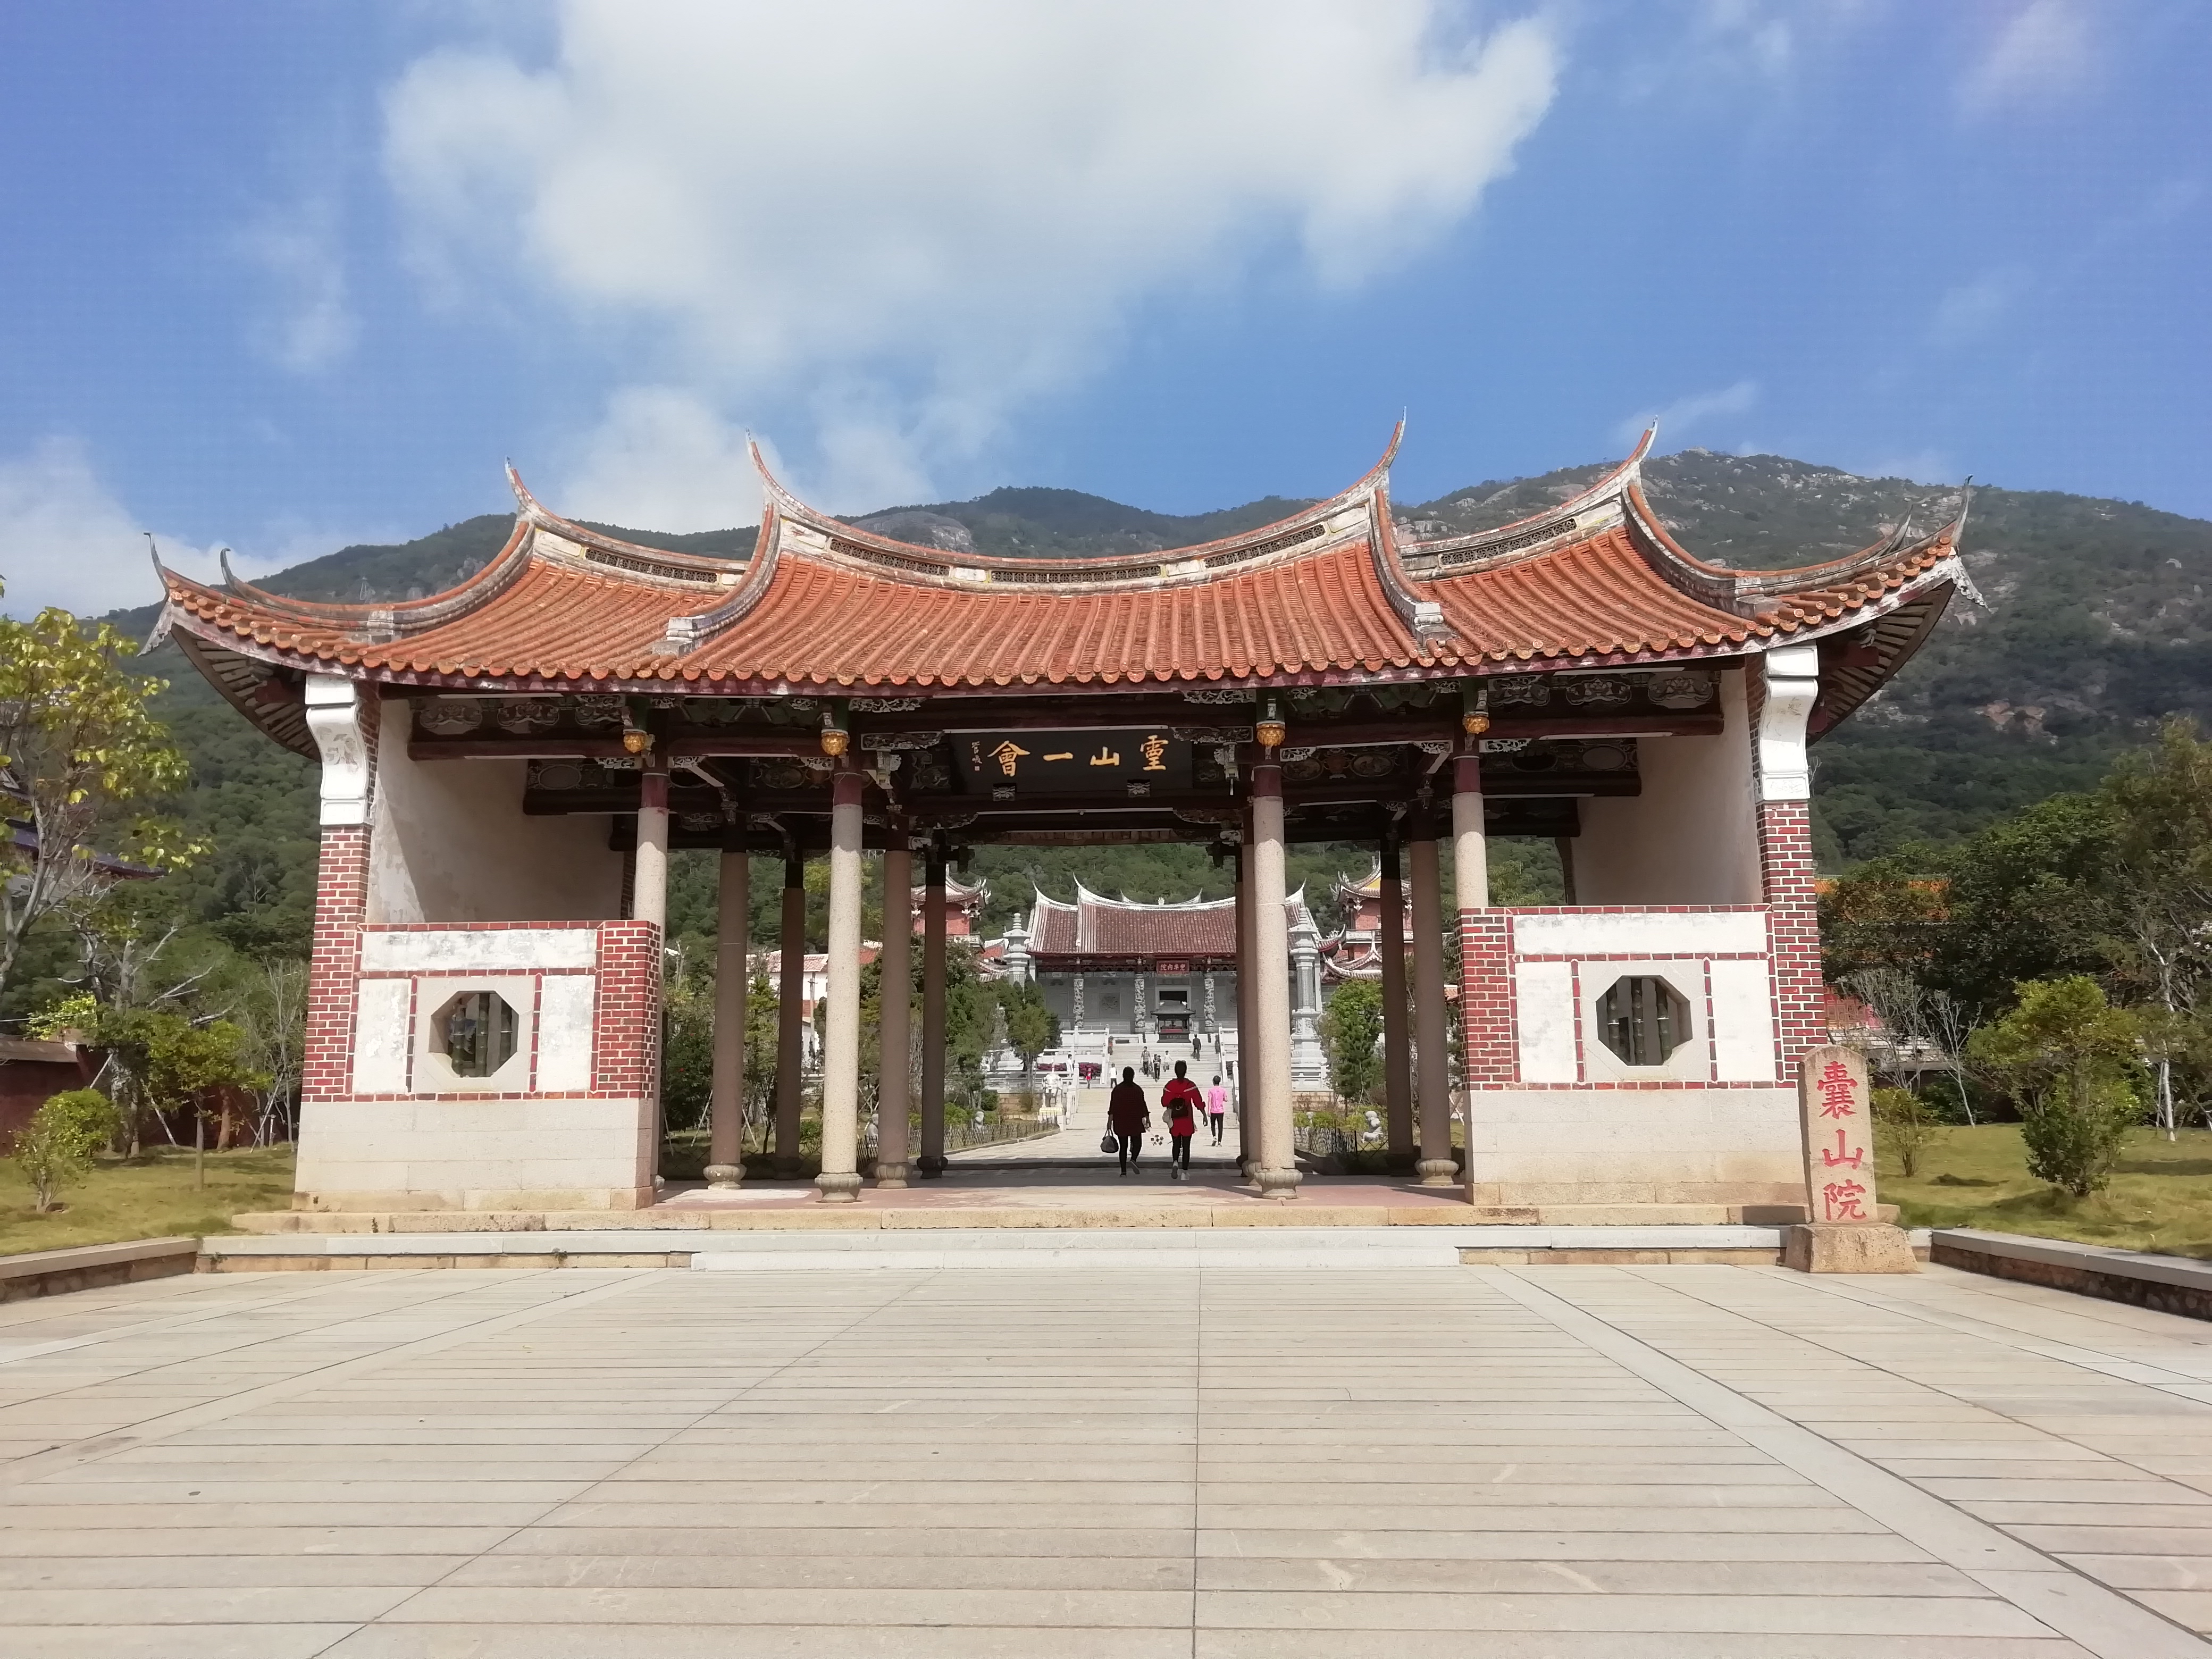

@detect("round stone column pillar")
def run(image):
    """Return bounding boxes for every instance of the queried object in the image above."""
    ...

[918,845,949,1178]
[1249,764,1300,1200]
[816,770,865,1203]
[1378,835,1413,1171]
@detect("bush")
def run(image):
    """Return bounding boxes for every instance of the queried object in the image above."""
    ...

[12,1088,118,1213]
[1968,977,2145,1198]
[1872,1087,1943,1178]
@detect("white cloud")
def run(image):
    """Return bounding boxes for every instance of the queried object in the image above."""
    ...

[1856,448,1956,487]
[1615,379,1760,448]
[235,197,360,373]
[382,0,1560,514]
[1930,266,2029,347]
[1960,0,2096,118]
[0,438,240,620]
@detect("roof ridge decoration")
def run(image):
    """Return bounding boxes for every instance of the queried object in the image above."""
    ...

[1618,479,1972,626]
[747,422,1408,592]
[1399,424,1658,575]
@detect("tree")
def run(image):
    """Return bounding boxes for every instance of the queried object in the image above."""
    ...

[1968,977,2145,1199]
[1871,1086,1941,1178]
[231,958,306,1145]
[2097,720,2212,1139]
[10,1088,116,1213]
[0,596,205,1000]
[146,1017,266,1188]
[1318,979,1384,1107]
[997,980,1059,1090]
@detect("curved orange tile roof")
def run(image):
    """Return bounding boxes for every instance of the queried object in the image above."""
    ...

[156,433,1965,694]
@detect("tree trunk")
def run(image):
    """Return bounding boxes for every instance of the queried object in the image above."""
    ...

[194,1109,204,1191]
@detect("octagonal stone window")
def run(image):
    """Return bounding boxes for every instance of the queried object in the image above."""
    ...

[1597,975,1689,1068]
[433,990,519,1078]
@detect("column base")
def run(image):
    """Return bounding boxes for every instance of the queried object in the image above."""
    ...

[1254,1166,1302,1201]
[874,1162,909,1189]
[1415,1158,1459,1187]
[1783,1222,1918,1275]
[703,1164,744,1190]
[917,1155,947,1179]
[815,1171,864,1204]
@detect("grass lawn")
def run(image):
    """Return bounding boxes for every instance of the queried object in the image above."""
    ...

[0,1146,296,1257]
[1886,1123,2212,1259]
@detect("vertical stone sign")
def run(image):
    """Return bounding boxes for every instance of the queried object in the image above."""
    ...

[1804,1045,1876,1222]
[1783,1044,1918,1273]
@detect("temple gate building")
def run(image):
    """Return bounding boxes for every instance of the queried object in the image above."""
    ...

[153,424,1965,1215]
[1000,885,1328,1088]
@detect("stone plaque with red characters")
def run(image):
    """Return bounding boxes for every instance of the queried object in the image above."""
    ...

[1799,1044,1876,1222]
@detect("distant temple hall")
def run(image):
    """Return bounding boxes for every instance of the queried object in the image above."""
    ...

[154,423,1966,1215]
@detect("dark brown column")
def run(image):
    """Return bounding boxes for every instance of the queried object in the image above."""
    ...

[774,846,806,1176]
[918,844,948,1178]
[1378,835,1414,1171]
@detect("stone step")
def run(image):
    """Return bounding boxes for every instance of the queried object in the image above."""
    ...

[195,1224,1833,1273]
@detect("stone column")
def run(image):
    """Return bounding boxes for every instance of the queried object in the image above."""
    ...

[706,836,749,1188]
[1378,837,1413,1170]
[1250,765,1300,1199]
[876,839,913,1187]
[1451,752,1488,1204]
[918,844,948,1178]
[815,771,864,1203]
[774,847,806,1176]
[633,765,670,929]
[1410,817,1455,1186]
[1235,839,1254,1175]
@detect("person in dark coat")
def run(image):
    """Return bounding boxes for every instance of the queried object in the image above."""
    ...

[1107,1067,1150,1176]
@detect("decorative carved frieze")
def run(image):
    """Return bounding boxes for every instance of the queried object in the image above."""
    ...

[852,697,925,713]
[1646,671,1716,709]
[415,699,483,736]
[1170,725,1254,744]
[1561,676,1632,708]
[858,731,944,751]
[1181,688,1257,705]
[495,698,559,734]
[1492,675,1549,707]
[573,695,625,728]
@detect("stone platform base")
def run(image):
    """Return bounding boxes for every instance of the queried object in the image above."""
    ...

[1784,1221,1920,1274]
[198,1224,1814,1273]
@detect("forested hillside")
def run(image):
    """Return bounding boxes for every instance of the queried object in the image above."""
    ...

[100,449,2212,969]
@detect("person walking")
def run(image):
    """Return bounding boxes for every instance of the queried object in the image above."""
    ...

[1108,1067,1150,1177]
[1204,1074,1229,1146]
[1161,1060,1203,1180]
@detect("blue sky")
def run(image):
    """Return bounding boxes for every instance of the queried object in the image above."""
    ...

[0,0,2205,617]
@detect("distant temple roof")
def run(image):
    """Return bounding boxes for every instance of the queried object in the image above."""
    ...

[154,425,1968,738]
[1026,882,1310,962]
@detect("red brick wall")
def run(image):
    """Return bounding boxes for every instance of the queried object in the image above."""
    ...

[1757,797,1825,1080]
[302,824,369,1104]
[593,920,662,1099]
[1457,910,1516,1086]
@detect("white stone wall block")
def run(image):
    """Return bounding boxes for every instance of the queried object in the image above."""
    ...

[1514,909,1767,958]
[350,979,413,1094]
[1514,960,1579,1083]
[361,927,599,974]
[1708,957,1779,1081]
[534,975,597,1092]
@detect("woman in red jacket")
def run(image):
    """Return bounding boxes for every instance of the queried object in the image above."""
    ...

[1160,1060,1203,1181]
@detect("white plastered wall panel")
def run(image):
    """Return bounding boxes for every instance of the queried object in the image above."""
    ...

[350,979,414,1094]
[1707,956,1780,1082]
[1572,672,1763,906]
[294,1095,655,1211]
[1514,960,1578,1083]
[367,699,624,925]
[534,974,598,1093]
[1513,909,1766,958]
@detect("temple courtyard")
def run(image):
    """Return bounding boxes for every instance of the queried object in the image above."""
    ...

[4,1260,2212,1656]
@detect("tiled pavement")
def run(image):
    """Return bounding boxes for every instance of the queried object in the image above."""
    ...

[5,1259,2212,1655]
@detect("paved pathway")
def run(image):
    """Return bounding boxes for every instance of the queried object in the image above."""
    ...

[952,1054,1243,1166]
[6,1259,2212,1654]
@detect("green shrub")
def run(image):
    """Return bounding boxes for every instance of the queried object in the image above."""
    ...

[12,1089,118,1214]
[1968,977,2144,1198]
[1872,1087,1943,1178]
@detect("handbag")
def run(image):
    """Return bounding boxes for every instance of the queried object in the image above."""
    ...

[1099,1133,1118,1154]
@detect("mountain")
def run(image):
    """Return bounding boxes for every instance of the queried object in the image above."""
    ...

[107,451,2212,958]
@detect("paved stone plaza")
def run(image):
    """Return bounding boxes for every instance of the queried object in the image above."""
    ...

[6,1261,2212,1656]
